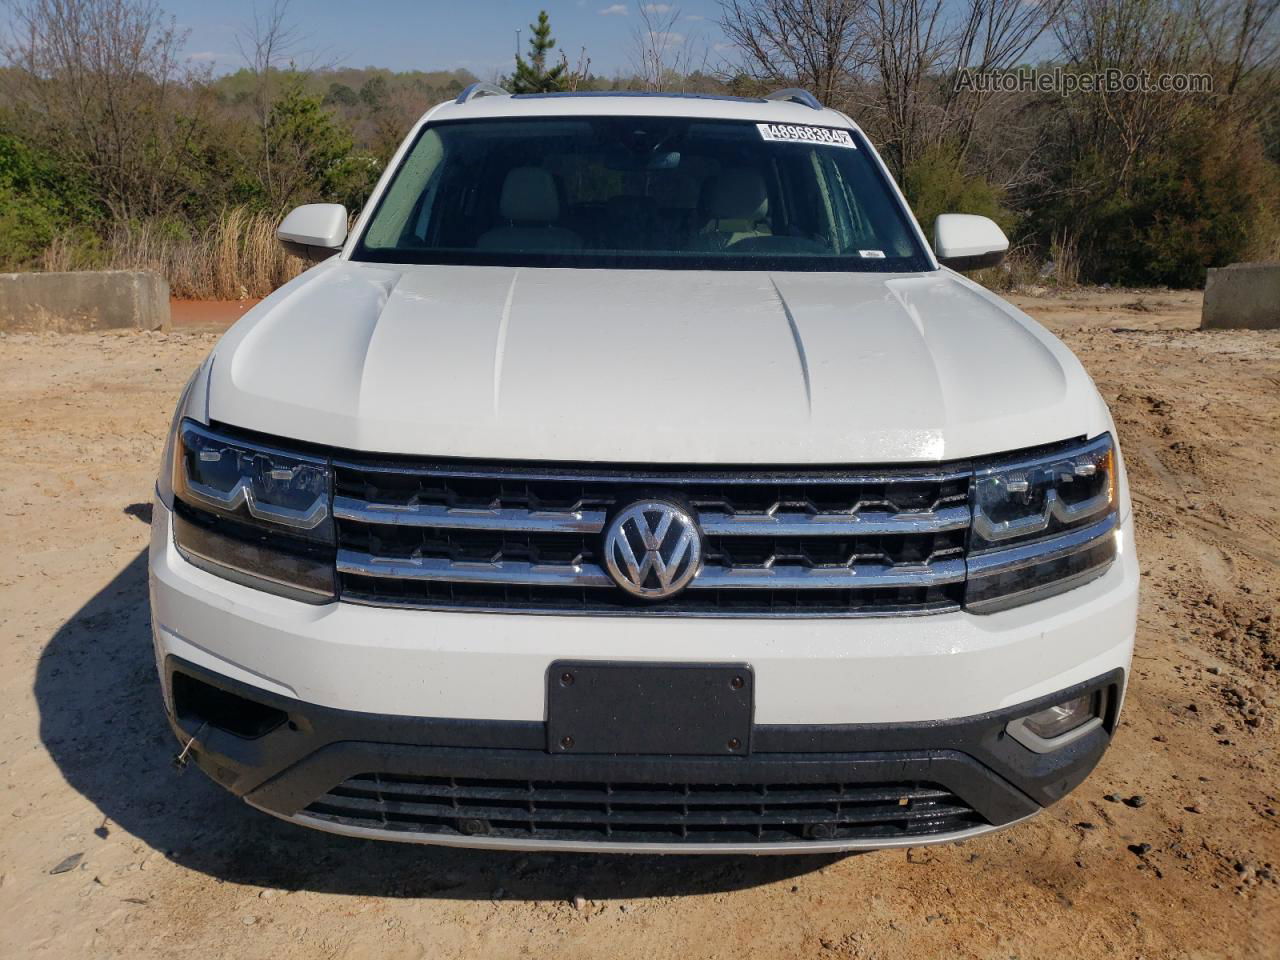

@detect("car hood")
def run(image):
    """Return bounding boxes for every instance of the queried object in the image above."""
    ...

[206,261,1109,463]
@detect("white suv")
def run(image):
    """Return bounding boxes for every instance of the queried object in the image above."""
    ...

[150,86,1138,853]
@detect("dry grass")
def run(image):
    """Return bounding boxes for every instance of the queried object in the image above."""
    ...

[35,209,1108,301]
[1048,227,1082,287]
[969,233,1086,294]
[41,208,306,299]
[970,245,1045,292]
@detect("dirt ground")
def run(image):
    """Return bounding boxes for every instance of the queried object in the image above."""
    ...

[0,287,1276,959]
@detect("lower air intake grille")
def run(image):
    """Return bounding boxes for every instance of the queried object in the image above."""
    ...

[303,774,983,845]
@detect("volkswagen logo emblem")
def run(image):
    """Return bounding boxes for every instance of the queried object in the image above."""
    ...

[603,500,703,600]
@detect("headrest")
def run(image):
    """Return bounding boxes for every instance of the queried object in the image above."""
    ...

[703,169,768,222]
[500,167,559,222]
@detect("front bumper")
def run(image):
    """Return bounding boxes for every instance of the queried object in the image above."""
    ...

[164,655,1122,854]
[149,500,1138,852]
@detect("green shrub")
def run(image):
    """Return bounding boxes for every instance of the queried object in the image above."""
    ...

[1036,119,1280,288]
[0,185,61,266]
[0,132,100,267]
[901,144,1015,238]
[267,78,373,207]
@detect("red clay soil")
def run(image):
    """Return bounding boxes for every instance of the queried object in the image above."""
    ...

[169,298,262,331]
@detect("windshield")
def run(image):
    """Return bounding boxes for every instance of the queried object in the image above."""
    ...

[352,116,931,272]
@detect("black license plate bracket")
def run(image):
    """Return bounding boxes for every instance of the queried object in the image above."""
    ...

[546,661,753,756]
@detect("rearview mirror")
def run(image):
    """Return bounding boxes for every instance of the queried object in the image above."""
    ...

[278,204,348,263]
[933,214,1009,271]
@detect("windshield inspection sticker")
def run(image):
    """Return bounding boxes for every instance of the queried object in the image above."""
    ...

[757,123,856,148]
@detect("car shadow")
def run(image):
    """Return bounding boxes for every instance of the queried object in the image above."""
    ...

[34,513,843,900]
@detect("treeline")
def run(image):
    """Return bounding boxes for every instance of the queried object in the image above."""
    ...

[0,0,1277,296]
[716,0,1280,287]
[0,0,495,296]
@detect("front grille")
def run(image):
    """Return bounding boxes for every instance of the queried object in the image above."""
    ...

[304,774,982,845]
[333,457,970,616]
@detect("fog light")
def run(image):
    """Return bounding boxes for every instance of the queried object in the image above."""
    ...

[1026,693,1095,738]
[1007,691,1103,752]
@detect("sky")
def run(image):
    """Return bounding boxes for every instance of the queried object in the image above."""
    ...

[165,0,735,80]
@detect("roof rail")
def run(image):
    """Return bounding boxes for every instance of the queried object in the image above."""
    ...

[764,87,822,110]
[455,81,510,105]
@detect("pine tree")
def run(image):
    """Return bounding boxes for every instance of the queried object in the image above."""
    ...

[510,10,568,94]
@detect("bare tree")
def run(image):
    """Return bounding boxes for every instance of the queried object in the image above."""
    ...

[234,0,305,207]
[230,0,344,208]
[862,0,1062,175]
[631,2,708,91]
[718,0,868,104]
[558,46,594,92]
[716,0,1060,176]
[1189,0,1280,122]
[236,2,302,116]
[1055,0,1201,183]
[945,0,1065,146]
[860,0,948,172]
[0,0,197,218]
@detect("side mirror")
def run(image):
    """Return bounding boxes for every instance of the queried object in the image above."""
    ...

[933,214,1008,271]
[278,204,348,263]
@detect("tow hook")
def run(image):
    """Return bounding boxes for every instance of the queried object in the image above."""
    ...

[172,722,209,773]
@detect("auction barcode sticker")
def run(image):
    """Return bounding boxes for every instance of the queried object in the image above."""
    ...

[757,123,856,148]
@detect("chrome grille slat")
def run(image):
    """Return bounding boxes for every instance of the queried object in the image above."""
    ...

[333,496,607,533]
[332,458,972,615]
[336,551,966,590]
[332,498,967,537]
[331,457,969,486]
[692,559,965,589]
[696,504,970,536]
[337,551,614,586]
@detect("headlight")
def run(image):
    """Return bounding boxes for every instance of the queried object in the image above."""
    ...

[169,419,335,602]
[965,434,1119,613]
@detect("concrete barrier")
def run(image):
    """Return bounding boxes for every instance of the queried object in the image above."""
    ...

[0,270,170,332]
[1201,262,1280,330]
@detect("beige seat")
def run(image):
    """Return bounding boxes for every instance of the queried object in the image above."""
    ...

[476,167,582,252]
[696,169,773,251]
